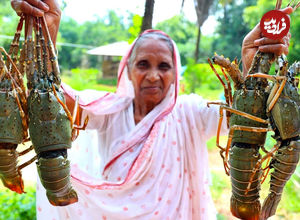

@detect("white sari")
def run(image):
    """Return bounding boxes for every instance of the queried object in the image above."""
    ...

[36,30,227,220]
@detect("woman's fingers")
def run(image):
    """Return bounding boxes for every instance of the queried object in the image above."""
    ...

[254,34,290,47]
[258,44,289,55]
[254,31,290,56]
[26,0,49,10]
[280,6,293,15]
[11,0,49,17]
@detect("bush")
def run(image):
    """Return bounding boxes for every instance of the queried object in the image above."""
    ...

[62,68,117,92]
[62,68,100,91]
[0,186,36,220]
[182,59,224,94]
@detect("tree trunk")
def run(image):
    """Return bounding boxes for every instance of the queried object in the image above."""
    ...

[194,25,201,62]
[221,4,228,36]
[193,0,214,62]
[140,0,155,33]
[181,0,185,10]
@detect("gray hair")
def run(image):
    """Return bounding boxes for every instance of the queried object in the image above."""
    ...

[127,32,174,70]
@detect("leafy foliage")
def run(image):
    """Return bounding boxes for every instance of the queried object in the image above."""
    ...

[182,59,223,94]
[61,68,116,92]
[212,0,256,61]
[155,15,198,65]
[128,14,143,43]
[0,187,36,220]
[58,11,130,70]
[0,1,19,49]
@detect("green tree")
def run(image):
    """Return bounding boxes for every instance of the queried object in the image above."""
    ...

[212,0,257,61]
[58,10,130,70]
[193,0,215,61]
[155,15,198,65]
[58,17,81,69]
[0,1,19,49]
[140,0,155,33]
[128,14,143,43]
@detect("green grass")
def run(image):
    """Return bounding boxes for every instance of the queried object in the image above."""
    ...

[61,75,116,92]
[61,68,116,92]
[0,186,36,220]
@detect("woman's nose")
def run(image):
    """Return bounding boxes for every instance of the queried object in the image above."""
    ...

[146,69,160,82]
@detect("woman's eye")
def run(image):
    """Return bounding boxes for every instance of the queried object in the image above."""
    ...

[137,61,148,68]
[159,63,171,70]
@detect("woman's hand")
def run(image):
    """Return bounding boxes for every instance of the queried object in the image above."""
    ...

[241,7,293,76]
[11,0,61,44]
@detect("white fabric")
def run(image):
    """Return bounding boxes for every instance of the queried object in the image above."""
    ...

[36,30,228,220]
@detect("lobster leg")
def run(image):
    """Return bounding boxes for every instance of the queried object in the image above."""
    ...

[207,103,270,177]
[245,141,281,195]
[18,145,34,156]
[51,83,73,128]
[208,59,232,127]
[18,155,37,170]
[11,83,28,139]
[220,67,233,105]
[207,102,230,174]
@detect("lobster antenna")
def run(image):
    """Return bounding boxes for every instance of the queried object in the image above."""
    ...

[34,17,43,79]
[294,1,300,10]
[275,0,282,9]
[38,17,49,79]
[41,16,60,86]
[287,0,295,7]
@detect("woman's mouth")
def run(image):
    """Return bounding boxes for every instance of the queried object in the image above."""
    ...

[142,86,161,93]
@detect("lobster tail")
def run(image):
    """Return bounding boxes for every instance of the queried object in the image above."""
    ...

[229,145,262,220]
[261,139,300,219]
[260,192,281,220]
[37,155,77,206]
[0,145,24,194]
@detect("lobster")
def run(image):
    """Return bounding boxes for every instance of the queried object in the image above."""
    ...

[207,1,300,218]
[208,51,272,220]
[0,14,88,206]
[24,15,88,206]
[0,16,35,194]
[247,57,300,219]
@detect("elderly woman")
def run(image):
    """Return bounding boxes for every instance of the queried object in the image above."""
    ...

[11,0,292,219]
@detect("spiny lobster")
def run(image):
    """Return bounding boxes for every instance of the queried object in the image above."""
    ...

[0,14,88,206]
[207,1,300,219]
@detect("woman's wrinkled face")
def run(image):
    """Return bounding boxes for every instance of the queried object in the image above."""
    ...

[128,38,175,106]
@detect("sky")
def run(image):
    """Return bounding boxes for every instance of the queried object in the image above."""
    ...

[60,0,218,36]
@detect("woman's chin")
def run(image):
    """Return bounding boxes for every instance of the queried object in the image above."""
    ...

[141,94,163,106]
